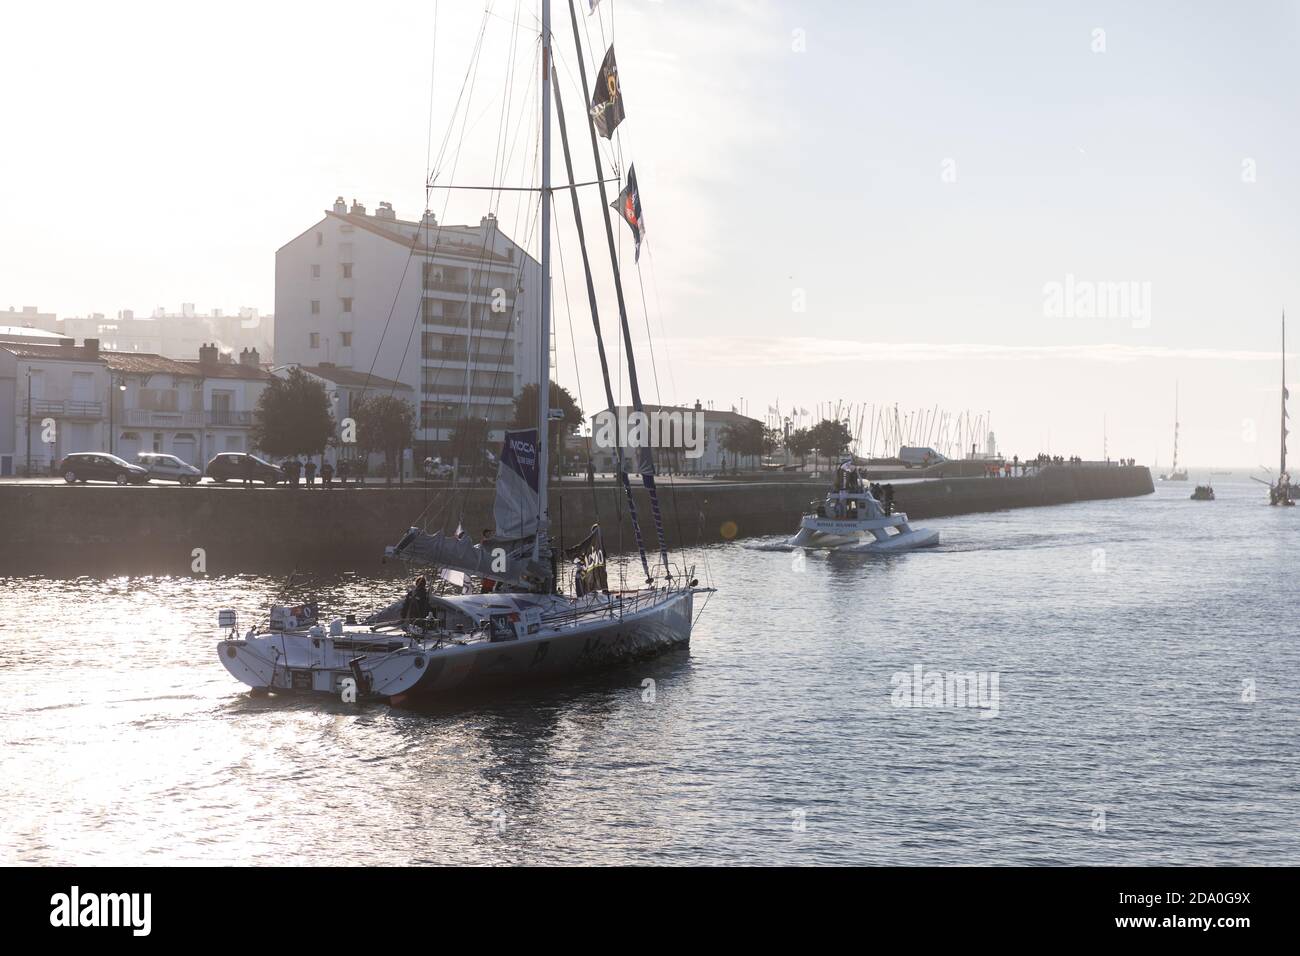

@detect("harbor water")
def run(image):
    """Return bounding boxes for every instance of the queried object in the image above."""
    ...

[2,477,1297,865]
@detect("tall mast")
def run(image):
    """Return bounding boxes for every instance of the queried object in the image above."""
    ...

[1283,310,1288,478]
[535,0,552,561]
[1172,382,1180,472]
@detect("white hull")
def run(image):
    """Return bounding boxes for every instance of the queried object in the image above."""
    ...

[788,488,939,553]
[791,526,940,552]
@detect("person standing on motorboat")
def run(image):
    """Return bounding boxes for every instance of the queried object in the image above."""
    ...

[883,484,895,515]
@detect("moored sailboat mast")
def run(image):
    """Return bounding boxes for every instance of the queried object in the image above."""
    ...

[534,0,553,564]
[1282,310,1288,480]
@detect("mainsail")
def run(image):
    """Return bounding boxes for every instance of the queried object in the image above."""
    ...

[494,428,541,540]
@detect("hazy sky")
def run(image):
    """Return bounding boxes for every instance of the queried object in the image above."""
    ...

[3,0,1299,467]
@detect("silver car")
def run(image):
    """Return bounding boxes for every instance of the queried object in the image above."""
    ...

[135,452,203,485]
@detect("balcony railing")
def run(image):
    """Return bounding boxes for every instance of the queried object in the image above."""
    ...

[421,383,514,398]
[207,410,254,426]
[421,349,515,365]
[123,409,205,427]
[24,399,104,418]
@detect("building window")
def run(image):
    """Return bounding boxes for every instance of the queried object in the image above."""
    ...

[310,333,320,349]
[342,297,353,313]
[341,332,353,347]
[312,264,320,278]
[341,263,353,279]
[310,300,320,315]
[315,231,323,246]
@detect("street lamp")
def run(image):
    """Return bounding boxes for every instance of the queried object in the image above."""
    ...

[108,375,127,456]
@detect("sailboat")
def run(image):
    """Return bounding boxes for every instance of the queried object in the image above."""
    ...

[1159,384,1188,481]
[217,0,712,703]
[1269,310,1295,506]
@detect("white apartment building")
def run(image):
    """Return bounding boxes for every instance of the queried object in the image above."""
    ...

[275,198,541,458]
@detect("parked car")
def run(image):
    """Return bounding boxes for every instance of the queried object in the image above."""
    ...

[204,453,285,485]
[136,452,202,485]
[422,456,454,480]
[59,452,151,485]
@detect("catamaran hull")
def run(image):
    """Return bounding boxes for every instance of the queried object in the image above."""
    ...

[393,589,696,704]
[789,527,940,552]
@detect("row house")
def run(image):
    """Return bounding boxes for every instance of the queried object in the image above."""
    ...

[0,332,272,475]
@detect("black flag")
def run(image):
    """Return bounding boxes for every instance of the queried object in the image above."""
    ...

[589,46,625,139]
[611,165,645,262]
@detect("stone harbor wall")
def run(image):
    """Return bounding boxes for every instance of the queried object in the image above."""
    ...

[0,466,1154,575]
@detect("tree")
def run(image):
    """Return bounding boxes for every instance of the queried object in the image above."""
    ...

[512,382,584,476]
[761,426,781,462]
[787,427,815,468]
[721,419,764,471]
[448,417,491,481]
[251,368,334,459]
[352,394,416,485]
[809,419,853,471]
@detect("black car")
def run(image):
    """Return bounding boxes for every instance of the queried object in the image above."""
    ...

[205,453,285,485]
[59,452,151,485]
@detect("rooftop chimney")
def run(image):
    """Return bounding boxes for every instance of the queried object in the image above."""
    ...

[334,196,347,213]
[84,338,99,357]
[376,201,396,221]
[199,342,219,366]
[349,198,366,216]
[239,347,260,367]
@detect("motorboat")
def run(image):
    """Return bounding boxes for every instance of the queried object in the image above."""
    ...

[1190,484,1215,501]
[787,477,939,552]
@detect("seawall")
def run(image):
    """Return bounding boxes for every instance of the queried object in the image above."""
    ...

[0,465,1153,575]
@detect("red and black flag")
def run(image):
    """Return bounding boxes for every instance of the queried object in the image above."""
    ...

[589,46,625,139]
[611,164,645,263]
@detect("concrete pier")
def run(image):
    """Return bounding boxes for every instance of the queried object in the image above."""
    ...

[0,465,1153,575]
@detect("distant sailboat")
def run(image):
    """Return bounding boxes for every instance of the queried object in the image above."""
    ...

[1269,310,1295,505]
[1159,383,1188,481]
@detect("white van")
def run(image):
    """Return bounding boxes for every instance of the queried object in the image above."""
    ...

[136,452,203,485]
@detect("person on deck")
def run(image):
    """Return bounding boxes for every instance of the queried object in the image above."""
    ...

[401,575,431,621]
[480,529,497,593]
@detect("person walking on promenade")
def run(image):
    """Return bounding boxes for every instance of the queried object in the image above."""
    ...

[305,458,317,488]
[320,460,334,488]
